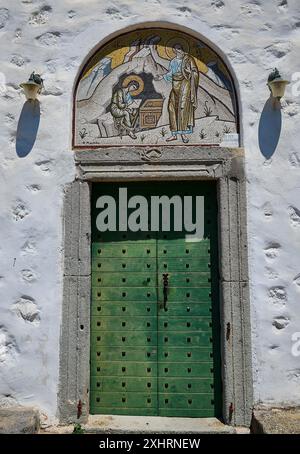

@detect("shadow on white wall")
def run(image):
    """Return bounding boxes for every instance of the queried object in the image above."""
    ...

[16,100,40,158]
[258,97,282,160]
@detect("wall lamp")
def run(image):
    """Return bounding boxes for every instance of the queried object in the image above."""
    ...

[267,68,289,101]
[20,71,44,101]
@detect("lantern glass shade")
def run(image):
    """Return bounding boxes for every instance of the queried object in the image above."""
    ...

[268,78,290,99]
[20,81,42,101]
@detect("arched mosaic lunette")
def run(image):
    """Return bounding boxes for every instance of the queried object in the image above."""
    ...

[73,28,239,148]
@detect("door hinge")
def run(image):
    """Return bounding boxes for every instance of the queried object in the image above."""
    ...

[226,322,231,341]
[229,402,234,422]
[77,399,82,419]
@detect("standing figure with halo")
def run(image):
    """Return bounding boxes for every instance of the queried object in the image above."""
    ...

[155,39,199,144]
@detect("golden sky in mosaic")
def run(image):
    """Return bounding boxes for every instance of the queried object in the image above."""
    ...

[81,28,230,81]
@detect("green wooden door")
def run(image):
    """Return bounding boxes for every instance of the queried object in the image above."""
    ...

[90,182,221,417]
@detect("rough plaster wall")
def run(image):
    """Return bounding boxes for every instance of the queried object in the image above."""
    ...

[0,0,300,421]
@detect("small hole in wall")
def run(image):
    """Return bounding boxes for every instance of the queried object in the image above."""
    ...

[80,325,84,330]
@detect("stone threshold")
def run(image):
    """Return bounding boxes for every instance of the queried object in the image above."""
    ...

[42,415,249,434]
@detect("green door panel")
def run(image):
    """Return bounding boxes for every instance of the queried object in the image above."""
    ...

[92,286,212,302]
[91,302,157,316]
[90,347,157,362]
[91,316,157,332]
[157,331,212,346]
[92,392,157,408]
[158,362,213,377]
[92,331,157,347]
[91,301,213,317]
[92,287,157,302]
[156,272,211,287]
[157,258,212,272]
[90,376,158,393]
[92,243,157,257]
[90,181,222,417]
[92,272,156,287]
[158,393,214,409]
[157,347,212,362]
[92,258,157,272]
[157,286,212,302]
[154,302,213,317]
[158,377,214,393]
[90,361,157,377]
[157,242,210,257]
[158,316,212,332]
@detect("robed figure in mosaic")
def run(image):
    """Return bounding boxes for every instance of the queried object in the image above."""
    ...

[155,44,199,144]
[110,79,142,139]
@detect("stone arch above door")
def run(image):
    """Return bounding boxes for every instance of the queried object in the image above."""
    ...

[73,27,239,148]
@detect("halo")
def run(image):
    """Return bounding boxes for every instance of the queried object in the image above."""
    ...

[122,74,144,96]
[165,37,190,60]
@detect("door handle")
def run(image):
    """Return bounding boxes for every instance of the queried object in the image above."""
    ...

[162,273,169,310]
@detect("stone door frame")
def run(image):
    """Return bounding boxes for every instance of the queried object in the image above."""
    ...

[58,146,253,427]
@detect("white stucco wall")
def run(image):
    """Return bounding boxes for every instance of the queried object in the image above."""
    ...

[0,0,300,424]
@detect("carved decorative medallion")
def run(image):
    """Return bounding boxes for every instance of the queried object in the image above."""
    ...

[139,148,163,161]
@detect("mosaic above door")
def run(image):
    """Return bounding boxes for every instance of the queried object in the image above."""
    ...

[74,28,238,148]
